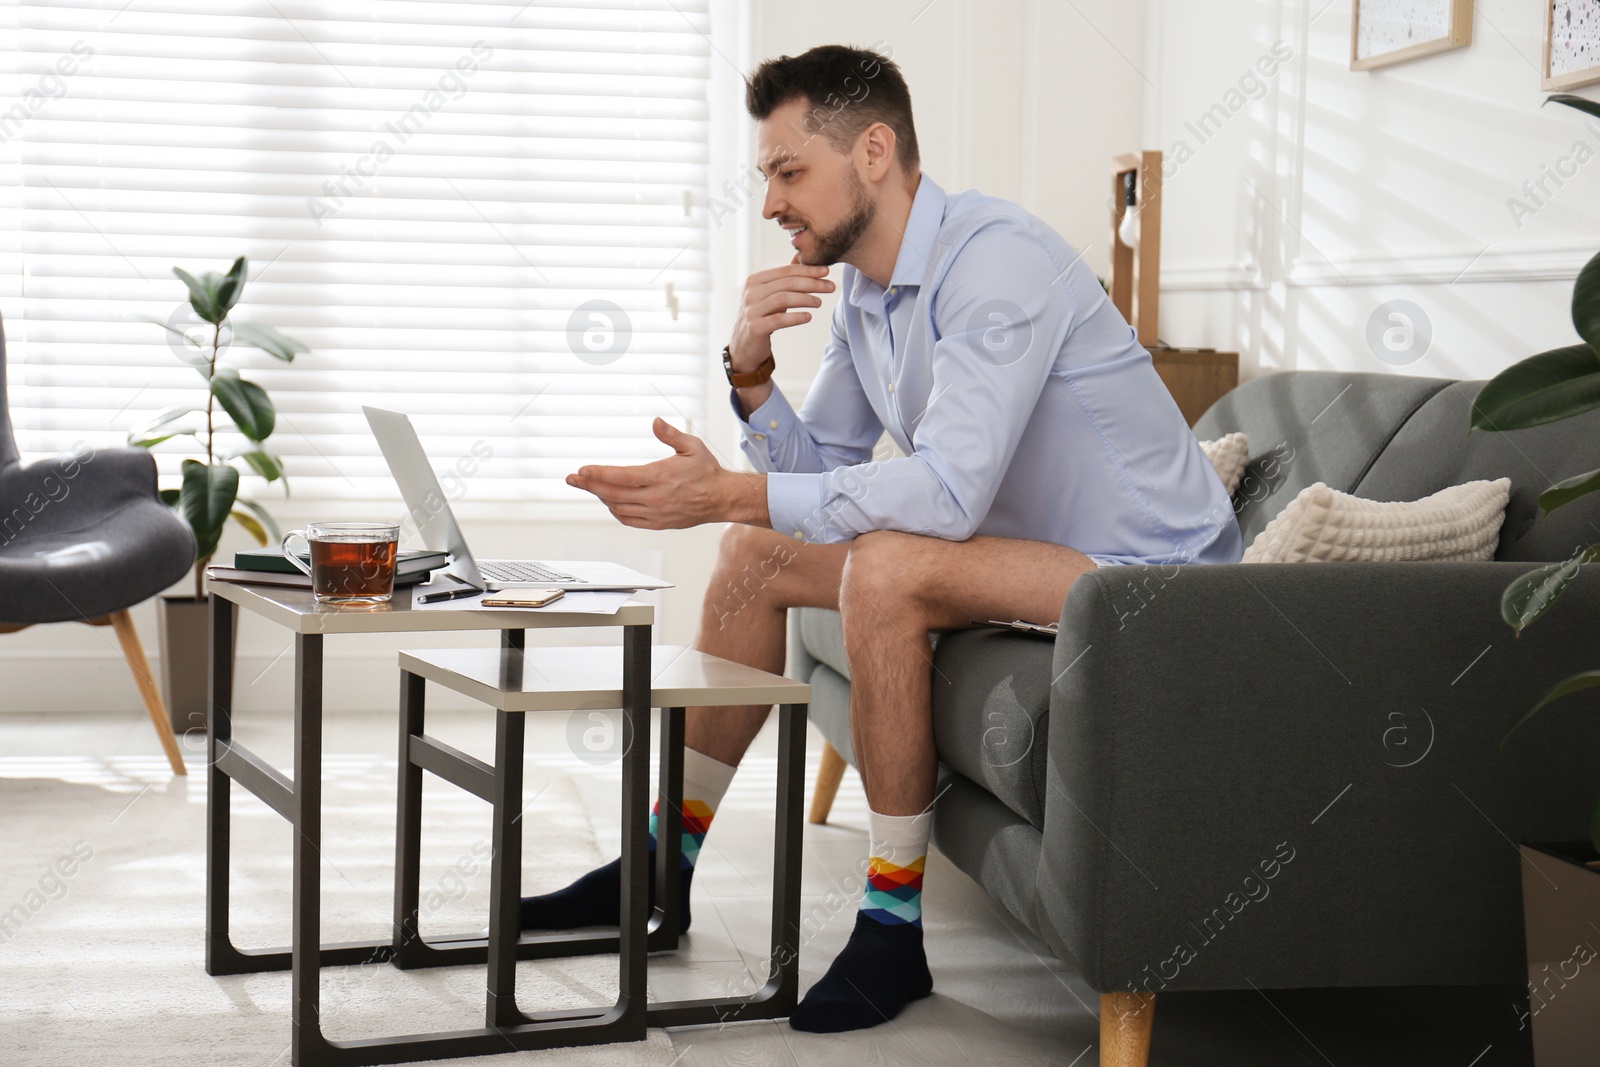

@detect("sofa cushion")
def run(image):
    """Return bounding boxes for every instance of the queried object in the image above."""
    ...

[1353,379,1600,563]
[1192,371,1452,548]
[929,627,1055,832]
[1242,478,1511,563]
[1198,432,1249,495]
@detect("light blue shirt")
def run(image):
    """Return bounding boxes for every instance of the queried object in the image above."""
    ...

[734,175,1243,567]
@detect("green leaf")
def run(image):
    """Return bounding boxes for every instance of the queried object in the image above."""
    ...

[179,460,239,561]
[229,508,268,546]
[230,320,308,363]
[126,405,200,447]
[1470,344,1600,432]
[128,431,197,449]
[209,368,275,442]
[1573,250,1600,355]
[158,488,180,508]
[1539,465,1600,516]
[1500,544,1600,633]
[216,256,247,320]
[235,449,284,483]
[1546,93,1600,124]
[173,266,223,325]
[1501,669,1600,748]
[232,497,282,542]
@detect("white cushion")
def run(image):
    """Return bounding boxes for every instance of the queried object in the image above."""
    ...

[1242,478,1512,564]
[1198,432,1249,495]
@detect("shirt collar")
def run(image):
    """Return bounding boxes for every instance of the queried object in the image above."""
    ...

[848,173,946,307]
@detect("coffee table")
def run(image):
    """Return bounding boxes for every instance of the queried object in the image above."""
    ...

[203,582,804,1066]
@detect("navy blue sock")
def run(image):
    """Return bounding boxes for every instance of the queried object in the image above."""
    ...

[789,911,933,1032]
[517,852,693,934]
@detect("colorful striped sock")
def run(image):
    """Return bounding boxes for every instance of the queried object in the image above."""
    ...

[648,746,736,869]
[860,809,931,928]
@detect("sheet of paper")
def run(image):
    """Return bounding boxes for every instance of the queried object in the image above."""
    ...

[410,589,637,615]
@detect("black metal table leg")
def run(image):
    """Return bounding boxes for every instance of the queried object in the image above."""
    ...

[485,708,528,1027]
[645,700,807,1027]
[291,633,334,1066]
[648,706,685,953]
[206,593,240,975]
[616,624,652,1032]
[392,669,427,968]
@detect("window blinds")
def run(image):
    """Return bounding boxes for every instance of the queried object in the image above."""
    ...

[0,0,712,511]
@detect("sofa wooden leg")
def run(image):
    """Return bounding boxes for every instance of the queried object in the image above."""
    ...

[808,741,847,824]
[108,610,187,776]
[1100,991,1155,1067]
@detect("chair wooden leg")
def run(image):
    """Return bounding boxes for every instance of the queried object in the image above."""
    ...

[808,741,848,824]
[1100,992,1155,1067]
[108,610,186,776]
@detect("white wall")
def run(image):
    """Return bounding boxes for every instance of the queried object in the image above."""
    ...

[1148,0,1600,382]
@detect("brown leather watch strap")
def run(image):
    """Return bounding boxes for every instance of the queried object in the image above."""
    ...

[724,347,776,389]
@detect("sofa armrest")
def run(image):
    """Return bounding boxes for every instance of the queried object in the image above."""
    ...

[1037,560,1600,994]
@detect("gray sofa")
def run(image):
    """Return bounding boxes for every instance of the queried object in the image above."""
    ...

[790,369,1600,1054]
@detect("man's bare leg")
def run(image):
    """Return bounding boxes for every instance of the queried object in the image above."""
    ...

[790,530,1098,1033]
[684,523,847,766]
[519,523,845,932]
[841,530,1098,815]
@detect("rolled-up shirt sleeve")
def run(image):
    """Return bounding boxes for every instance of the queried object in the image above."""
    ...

[781,221,1076,544]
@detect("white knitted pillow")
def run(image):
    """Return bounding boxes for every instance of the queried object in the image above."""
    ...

[1198,432,1249,495]
[1243,478,1512,564]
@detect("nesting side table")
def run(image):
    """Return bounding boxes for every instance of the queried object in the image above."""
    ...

[394,644,810,1035]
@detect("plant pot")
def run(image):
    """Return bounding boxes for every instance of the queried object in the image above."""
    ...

[1518,841,1600,1064]
[157,595,238,735]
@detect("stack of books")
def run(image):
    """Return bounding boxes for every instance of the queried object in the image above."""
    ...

[205,547,449,589]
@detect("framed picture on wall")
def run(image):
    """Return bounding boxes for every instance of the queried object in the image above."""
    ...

[1543,0,1600,91]
[1350,0,1473,71]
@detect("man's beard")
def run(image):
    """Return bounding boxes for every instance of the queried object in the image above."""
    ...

[799,183,874,266]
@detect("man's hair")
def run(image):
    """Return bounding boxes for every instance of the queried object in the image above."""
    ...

[744,45,919,173]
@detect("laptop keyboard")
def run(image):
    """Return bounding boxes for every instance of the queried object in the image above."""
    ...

[479,560,581,584]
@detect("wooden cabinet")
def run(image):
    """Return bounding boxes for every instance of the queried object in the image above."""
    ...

[1150,348,1238,427]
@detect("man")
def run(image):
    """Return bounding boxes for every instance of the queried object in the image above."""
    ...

[523,44,1243,1033]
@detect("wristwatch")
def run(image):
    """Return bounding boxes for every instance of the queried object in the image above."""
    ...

[723,346,776,388]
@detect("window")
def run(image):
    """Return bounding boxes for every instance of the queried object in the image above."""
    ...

[0,0,712,515]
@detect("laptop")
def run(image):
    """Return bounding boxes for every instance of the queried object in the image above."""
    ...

[363,406,672,592]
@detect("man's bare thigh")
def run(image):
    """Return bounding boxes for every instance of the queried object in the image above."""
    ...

[849,531,1099,629]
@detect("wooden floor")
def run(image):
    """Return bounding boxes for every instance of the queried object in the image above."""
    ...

[0,706,1536,1066]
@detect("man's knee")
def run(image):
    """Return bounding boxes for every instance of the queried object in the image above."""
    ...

[841,531,922,616]
[707,524,804,619]
[715,522,789,571]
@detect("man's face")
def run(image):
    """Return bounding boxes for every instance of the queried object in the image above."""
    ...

[757,98,874,267]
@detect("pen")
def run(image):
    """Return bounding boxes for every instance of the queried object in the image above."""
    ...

[415,585,483,605]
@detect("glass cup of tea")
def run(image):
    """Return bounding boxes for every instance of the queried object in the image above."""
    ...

[279,522,400,605]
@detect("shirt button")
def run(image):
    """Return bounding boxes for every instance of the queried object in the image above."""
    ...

[753,433,765,440]
[768,419,778,430]
[792,530,805,540]
[887,383,895,393]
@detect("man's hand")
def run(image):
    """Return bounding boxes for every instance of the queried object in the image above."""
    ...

[729,259,835,370]
[567,418,769,530]
[728,258,834,416]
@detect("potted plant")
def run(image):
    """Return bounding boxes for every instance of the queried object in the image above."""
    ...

[127,256,308,732]
[1471,94,1600,1064]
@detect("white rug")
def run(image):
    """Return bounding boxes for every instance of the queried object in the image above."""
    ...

[0,753,679,1066]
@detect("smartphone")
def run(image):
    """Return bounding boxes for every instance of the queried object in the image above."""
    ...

[480,589,566,609]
